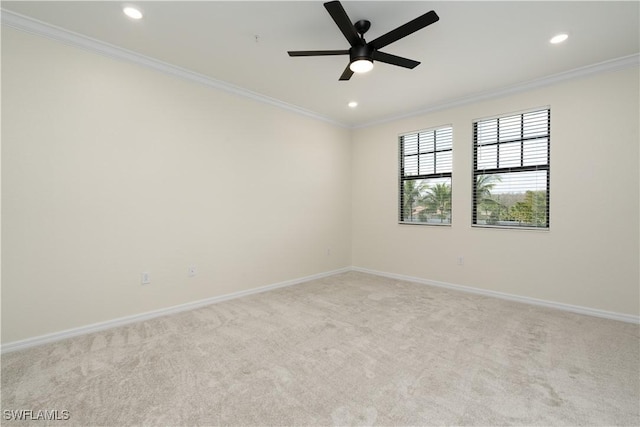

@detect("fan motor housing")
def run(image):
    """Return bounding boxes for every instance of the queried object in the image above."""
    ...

[350,44,373,62]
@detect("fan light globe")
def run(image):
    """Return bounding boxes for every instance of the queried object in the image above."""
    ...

[350,59,374,74]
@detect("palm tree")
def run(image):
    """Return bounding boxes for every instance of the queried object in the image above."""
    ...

[422,183,451,223]
[402,180,427,221]
[475,174,503,223]
[475,174,501,203]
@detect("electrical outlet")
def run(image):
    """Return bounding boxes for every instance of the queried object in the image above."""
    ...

[456,256,464,266]
[188,266,197,277]
[141,272,151,285]
[327,248,332,256]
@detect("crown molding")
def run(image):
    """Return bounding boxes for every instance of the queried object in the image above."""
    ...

[355,53,640,129]
[2,9,638,130]
[1,9,349,129]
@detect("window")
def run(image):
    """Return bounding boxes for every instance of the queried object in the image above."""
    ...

[473,108,550,229]
[399,125,453,225]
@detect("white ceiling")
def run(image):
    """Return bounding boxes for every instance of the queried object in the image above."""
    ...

[2,1,639,127]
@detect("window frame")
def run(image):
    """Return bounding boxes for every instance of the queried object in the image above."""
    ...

[399,124,453,226]
[472,107,550,230]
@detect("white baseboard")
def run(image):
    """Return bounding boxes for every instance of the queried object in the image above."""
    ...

[0,267,351,354]
[3,265,637,353]
[351,266,640,324]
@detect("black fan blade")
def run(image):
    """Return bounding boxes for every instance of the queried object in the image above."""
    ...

[372,51,420,69]
[324,1,361,47]
[370,10,439,50]
[288,50,349,57]
[339,64,354,81]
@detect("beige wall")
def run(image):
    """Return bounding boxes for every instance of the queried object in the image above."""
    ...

[2,26,639,345]
[1,28,352,343]
[352,67,640,316]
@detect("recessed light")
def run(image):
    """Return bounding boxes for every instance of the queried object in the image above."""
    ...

[550,33,568,44]
[123,6,143,20]
[348,101,358,108]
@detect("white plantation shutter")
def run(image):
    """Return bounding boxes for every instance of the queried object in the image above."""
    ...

[473,108,550,228]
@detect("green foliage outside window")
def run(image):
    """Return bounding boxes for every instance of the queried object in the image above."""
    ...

[402,179,451,224]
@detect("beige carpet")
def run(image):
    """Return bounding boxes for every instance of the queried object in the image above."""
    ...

[2,271,639,426]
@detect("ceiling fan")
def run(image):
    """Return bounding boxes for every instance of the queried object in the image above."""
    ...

[287,1,439,81]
